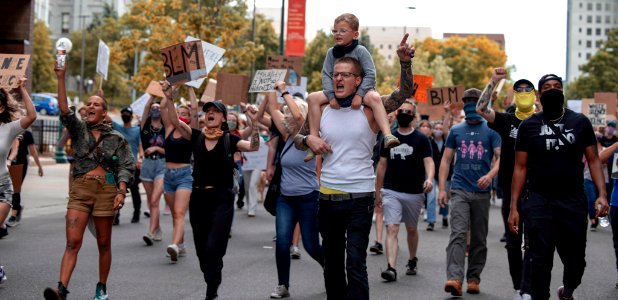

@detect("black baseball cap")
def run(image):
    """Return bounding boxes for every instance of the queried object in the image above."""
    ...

[202,101,227,117]
[538,74,563,90]
[120,106,133,114]
[513,79,535,90]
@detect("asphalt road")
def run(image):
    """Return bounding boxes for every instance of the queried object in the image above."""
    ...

[0,164,617,299]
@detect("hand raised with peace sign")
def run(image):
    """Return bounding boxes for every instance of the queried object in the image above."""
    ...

[397,33,415,62]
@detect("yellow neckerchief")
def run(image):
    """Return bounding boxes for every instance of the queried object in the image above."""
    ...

[515,105,535,121]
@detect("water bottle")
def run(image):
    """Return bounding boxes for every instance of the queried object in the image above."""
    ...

[598,204,610,227]
[55,48,67,70]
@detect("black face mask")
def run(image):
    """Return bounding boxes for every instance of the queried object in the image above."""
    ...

[540,89,564,120]
[121,115,132,123]
[396,113,414,127]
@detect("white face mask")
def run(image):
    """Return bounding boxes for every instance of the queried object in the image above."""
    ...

[433,130,443,138]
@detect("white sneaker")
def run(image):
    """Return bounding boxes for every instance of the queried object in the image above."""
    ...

[167,244,179,263]
[166,244,187,257]
[0,266,6,284]
[270,285,290,298]
[143,232,154,246]
[513,290,523,300]
[521,293,532,300]
[153,228,163,241]
[290,246,301,259]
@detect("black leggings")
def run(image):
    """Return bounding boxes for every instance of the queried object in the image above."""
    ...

[12,161,28,211]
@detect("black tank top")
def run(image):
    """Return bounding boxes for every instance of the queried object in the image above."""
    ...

[140,118,165,158]
[164,129,192,164]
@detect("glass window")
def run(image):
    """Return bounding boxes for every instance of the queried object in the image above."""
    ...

[388,54,392,60]
[587,15,592,23]
[596,28,601,35]
[596,40,602,48]
[61,13,70,34]
[579,40,582,45]
[388,44,392,50]
[586,40,592,48]
[587,3,592,10]
[606,15,611,24]
[596,15,601,23]
[606,28,610,35]
[579,27,582,33]
[596,3,602,10]
[606,3,611,10]
[379,44,383,49]
[578,52,581,58]
[587,28,592,35]
[586,53,591,59]
[579,2,582,8]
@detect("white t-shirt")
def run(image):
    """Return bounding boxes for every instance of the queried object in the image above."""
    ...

[0,120,25,177]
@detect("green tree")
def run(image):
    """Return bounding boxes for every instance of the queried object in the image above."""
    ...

[31,20,57,93]
[303,30,331,92]
[410,50,453,87]
[253,13,281,71]
[566,28,618,99]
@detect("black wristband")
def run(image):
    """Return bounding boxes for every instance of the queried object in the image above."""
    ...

[281,91,290,97]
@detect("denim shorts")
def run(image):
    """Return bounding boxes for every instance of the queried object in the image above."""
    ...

[0,175,13,207]
[164,165,193,193]
[140,158,166,182]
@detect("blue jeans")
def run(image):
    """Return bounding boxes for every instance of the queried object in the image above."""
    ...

[426,179,437,223]
[611,206,618,271]
[584,179,597,219]
[275,190,324,286]
[319,194,374,300]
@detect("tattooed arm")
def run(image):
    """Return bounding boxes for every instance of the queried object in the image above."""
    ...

[382,33,415,114]
[236,106,260,152]
[477,68,506,123]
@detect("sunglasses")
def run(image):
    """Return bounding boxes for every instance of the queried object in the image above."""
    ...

[515,87,534,92]
[397,109,414,115]
[333,72,358,79]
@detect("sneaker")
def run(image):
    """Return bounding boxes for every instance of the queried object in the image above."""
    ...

[521,293,532,300]
[93,282,108,300]
[290,246,301,259]
[143,232,154,246]
[426,223,434,231]
[163,205,171,215]
[467,279,480,294]
[406,257,418,275]
[44,282,69,300]
[590,219,598,231]
[369,241,383,254]
[237,199,245,209]
[383,134,400,148]
[500,233,507,242]
[112,213,120,226]
[167,244,187,257]
[513,290,523,300]
[6,216,18,227]
[144,210,150,218]
[131,211,140,223]
[153,228,163,241]
[270,284,290,298]
[444,279,463,296]
[0,226,7,239]
[0,266,6,284]
[167,244,179,263]
[381,267,397,282]
[15,206,23,222]
[442,217,449,228]
[557,286,575,300]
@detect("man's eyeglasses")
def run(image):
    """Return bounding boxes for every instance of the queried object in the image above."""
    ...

[397,109,414,115]
[333,72,358,79]
[331,29,353,35]
[515,87,534,93]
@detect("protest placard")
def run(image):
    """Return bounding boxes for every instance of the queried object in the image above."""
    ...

[160,41,207,85]
[241,139,268,171]
[216,73,249,105]
[594,92,618,117]
[412,75,433,103]
[183,36,226,88]
[146,80,165,98]
[587,103,606,127]
[416,101,448,121]
[428,85,465,110]
[248,69,287,93]
[0,54,30,88]
[580,99,595,115]
[284,76,308,102]
[131,93,150,117]
[266,55,303,86]
[96,40,110,80]
[200,79,217,102]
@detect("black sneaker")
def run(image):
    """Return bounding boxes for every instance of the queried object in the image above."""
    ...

[590,219,598,232]
[0,226,7,239]
[426,223,434,231]
[237,199,245,209]
[442,217,449,228]
[369,241,383,254]
[144,210,150,218]
[131,211,140,223]
[5,216,18,227]
[44,282,69,300]
[406,257,418,275]
[113,213,120,226]
[381,266,397,282]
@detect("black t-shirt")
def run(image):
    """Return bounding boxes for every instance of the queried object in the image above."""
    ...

[380,129,433,194]
[601,135,617,148]
[515,109,596,196]
[488,111,523,188]
[15,131,34,165]
[140,118,166,158]
[191,130,240,188]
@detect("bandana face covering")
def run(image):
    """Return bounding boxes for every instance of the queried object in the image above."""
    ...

[203,127,224,140]
[540,89,565,120]
[179,116,190,124]
[463,102,482,121]
[514,91,536,120]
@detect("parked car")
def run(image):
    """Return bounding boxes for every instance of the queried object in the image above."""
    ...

[32,93,60,116]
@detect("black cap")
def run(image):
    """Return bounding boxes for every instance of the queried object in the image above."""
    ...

[513,79,535,90]
[120,106,133,114]
[202,101,227,118]
[538,74,563,90]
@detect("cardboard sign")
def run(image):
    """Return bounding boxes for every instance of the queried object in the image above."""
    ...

[131,93,150,117]
[580,98,595,115]
[216,73,249,104]
[266,55,302,86]
[146,80,165,98]
[160,41,207,85]
[248,69,287,93]
[428,85,465,110]
[0,54,30,88]
[412,75,433,103]
[200,79,217,102]
[587,103,606,126]
[96,40,110,80]
[416,101,447,121]
[183,36,226,88]
[241,139,268,171]
[594,92,618,117]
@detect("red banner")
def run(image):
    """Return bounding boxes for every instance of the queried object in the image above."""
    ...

[285,0,306,57]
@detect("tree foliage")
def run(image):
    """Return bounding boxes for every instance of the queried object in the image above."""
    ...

[31,20,57,93]
[303,30,331,92]
[253,13,281,71]
[566,28,618,99]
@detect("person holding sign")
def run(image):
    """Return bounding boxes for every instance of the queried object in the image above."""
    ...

[476,68,535,300]
[160,81,260,300]
[509,74,609,300]
[307,14,414,160]
[44,64,134,300]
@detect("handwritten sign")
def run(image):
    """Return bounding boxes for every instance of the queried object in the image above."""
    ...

[428,85,465,109]
[216,73,249,104]
[594,92,618,118]
[96,40,110,80]
[0,54,30,88]
[266,55,303,86]
[146,80,165,98]
[248,69,287,93]
[587,103,606,127]
[183,36,226,88]
[160,41,207,85]
[412,75,433,103]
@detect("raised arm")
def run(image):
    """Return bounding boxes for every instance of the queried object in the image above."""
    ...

[55,65,70,115]
[266,91,289,141]
[477,68,506,123]
[188,87,199,129]
[161,81,192,140]
[140,95,155,128]
[382,33,415,114]
[254,98,272,128]
[14,78,36,129]
[236,112,260,152]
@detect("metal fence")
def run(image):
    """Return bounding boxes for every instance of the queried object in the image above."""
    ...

[30,118,68,157]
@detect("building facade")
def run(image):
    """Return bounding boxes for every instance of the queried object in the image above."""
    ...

[361,26,432,63]
[566,0,618,83]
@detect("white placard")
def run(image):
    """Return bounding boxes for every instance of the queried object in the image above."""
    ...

[131,93,150,117]
[241,139,268,171]
[587,103,607,127]
[283,76,308,102]
[96,40,110,80]
[248,69,287,93]
[184,36,225,88]
[567,100,582,113]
